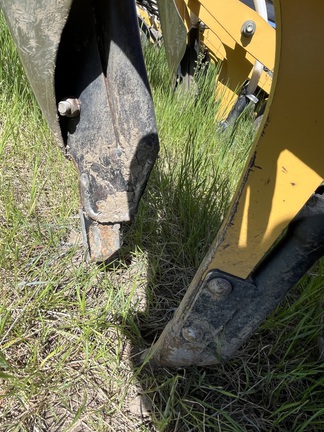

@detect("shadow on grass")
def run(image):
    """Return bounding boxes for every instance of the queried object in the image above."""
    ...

[109,150,250,431]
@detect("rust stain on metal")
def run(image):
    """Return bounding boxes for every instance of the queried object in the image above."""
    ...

[88,223,121,262]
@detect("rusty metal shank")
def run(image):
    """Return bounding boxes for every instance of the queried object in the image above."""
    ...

[1,0,159,261]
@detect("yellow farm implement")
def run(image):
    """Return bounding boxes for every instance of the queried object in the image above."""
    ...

[1,0,324,367]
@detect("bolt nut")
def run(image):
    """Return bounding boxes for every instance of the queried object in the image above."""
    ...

[58,98,80,118]
[241,20,256,37]
[206,277,232,298]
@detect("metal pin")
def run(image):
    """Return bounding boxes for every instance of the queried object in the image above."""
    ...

[241,20,256,37]
[58,98,80,117]
[206,277,232,298]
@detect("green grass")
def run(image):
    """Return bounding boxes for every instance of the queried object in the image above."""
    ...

[0,12,324,432]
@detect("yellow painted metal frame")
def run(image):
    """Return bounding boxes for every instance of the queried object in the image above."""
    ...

[204,0,324,278]
[136,3,162,44]
[158,0,324,280]
[148,0,324,366]
[175,0,275,117]
[169,0,324,278]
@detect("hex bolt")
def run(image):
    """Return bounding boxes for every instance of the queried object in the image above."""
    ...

[206,277,232,298]
[182,325,203,343]
[58,98,80,118]
[241,20,256,37]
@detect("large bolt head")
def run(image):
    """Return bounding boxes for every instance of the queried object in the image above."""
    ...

[58,98,80,118]
[206,277,232,298]
[241,20,256,37]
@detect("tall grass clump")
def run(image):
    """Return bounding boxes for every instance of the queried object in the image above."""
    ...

[141,46,253,268]
[0,11,323,432]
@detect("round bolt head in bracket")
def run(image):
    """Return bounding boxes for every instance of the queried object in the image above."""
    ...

[58,98,81,118]
[241,20,256,37]
[206,276,232,299]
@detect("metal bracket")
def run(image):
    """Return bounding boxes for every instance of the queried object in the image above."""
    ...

[144,270,258,366]
[144,193,324,367]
